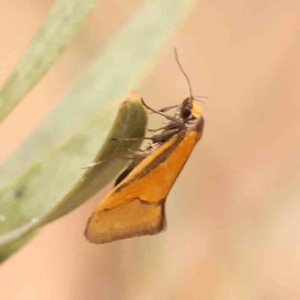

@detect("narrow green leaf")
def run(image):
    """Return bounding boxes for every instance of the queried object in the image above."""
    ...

[0,96,147,260]
[0,0,98,121]
[0,229,38,263]
[45,96,148,223]
[0,0,195,261]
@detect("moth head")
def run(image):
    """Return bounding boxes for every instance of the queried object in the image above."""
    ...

[180,97,202,121]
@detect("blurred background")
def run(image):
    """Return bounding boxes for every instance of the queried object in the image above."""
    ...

[1,0,300,299]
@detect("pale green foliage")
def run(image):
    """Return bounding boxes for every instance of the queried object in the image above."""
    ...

[0,0,195,262]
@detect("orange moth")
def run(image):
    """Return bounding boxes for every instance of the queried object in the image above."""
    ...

[85,50,204,243]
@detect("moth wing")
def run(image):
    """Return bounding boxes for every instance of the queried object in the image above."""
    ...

[85,121,203,244]
[85,198,165,243]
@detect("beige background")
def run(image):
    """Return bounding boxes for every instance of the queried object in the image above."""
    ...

[1,0,300,299]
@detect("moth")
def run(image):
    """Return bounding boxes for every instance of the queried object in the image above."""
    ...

[85,48,205,243]
[85,97,204,243]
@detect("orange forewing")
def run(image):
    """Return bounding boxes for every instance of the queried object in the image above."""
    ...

[85,113,204,244]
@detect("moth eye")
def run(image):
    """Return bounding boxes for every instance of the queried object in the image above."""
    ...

[181,106,192,119]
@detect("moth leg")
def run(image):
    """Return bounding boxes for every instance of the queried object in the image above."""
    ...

[141,98,182,124]
[150,128,180,144]
[82,150,138,170]
[148,120,182,132]
[126,147,147,154]
[148,126,168,132]
[111,136,153,142]
[81,161,103,169]
[149,104,178,114]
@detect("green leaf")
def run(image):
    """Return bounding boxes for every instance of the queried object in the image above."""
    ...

[0,229,38,263]
[0,0,98,121]
[0,0,195,261]
[45,96,148,223]
[0,96,147,262]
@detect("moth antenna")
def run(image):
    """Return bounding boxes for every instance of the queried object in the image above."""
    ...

[194,95,208,99]
[193,98,206,105]
[174,47,194,100]
[194,96,208,104]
